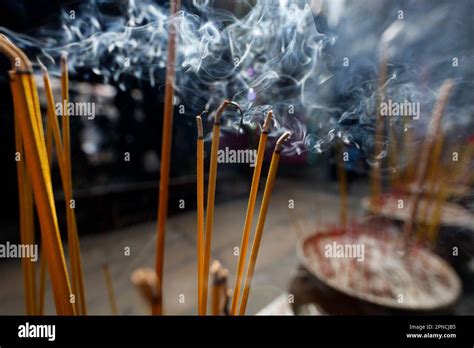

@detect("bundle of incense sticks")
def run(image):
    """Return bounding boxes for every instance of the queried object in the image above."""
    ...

[195,104,290,315]
[237,131,291,315]
[1,35,75,315]
[230,110,273,315]
[39,55,87,314]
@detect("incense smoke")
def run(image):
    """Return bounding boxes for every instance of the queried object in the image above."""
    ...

[1,0,472,164]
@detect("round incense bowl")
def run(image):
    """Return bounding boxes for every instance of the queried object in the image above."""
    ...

[293,221,462,315]
[361,193,474,278]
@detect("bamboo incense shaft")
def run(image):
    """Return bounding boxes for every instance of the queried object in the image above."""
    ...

[238,132,291,315]
[2,37,75,314]
[154,0,181,315]
[201,100,242,314]
[59,57,87,315]
[60,54,71,182]
[401,80,454,246]
[102,264,118,315]
[14,98,36,315]
[196,114,205,315]
[230,110,273,315]
[337,142,348,228]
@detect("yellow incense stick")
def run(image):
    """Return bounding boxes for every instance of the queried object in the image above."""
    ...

[13,99,36,315]
[238,132,291,315]
[230,110,272,315]
[57,54,87,315]
[201,100,242,315]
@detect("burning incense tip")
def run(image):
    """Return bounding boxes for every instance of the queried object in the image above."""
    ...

[263,110,273,132]
[275,131,291,152]
[196,115,203,139]
[214,100,243,125]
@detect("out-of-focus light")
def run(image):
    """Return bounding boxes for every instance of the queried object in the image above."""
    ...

[247,87,257,101]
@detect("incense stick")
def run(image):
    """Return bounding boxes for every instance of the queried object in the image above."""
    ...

[154,0,181,315]
[61,54,87,315]
[230,110,272,315]
[238,131,291,315]
[196,113,205,315]
[102,264,118,315]
[401,80,454,248]
[1,36,75,314]
[14,99,36,315]
[201,100,242,315]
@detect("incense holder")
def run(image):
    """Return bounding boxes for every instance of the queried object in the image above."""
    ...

[294,222,461,315]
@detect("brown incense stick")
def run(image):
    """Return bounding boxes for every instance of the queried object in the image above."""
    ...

[401,80,454,248]
[154,0,181,315]
[196,113,205,315]
[230,110,273,315]
[238,132,291,315]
